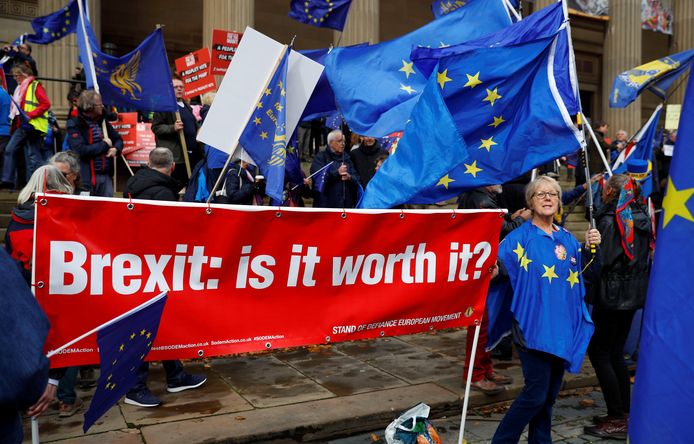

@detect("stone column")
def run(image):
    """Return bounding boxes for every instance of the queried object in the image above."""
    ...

[602,0,641,135]
[202,0,254,47]
[532,0,556,11]
[33,0,100,121]
[669,0,694,104]
[334,0,379,46]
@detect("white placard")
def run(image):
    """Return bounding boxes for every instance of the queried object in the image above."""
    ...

[197,27,323,156]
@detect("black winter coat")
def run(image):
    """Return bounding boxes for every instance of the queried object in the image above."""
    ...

[310,148,360,208]
[457,188,524,240]
[123,167,181,202]
[587,200,652,310]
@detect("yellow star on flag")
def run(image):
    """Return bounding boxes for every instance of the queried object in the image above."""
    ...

[483,87,502,106]
[264,88,271,96]
[437,69,452,89]
[140,329,146,335]
[566,270,580,288]
[256,101,263,110]
[146,332,151,339]
[130,333,136,340]
[662,178,694,228]
[512,242,524,261]
[489,116,505,128]
[464,72,482,88]
[275,102,284,112]
[400,84,416,95]
[253,117,261,125]
[260,131,268,140]
[287,145,295,154]
[542,264,558,283]
[399,60,416,78]
[464,160,482,177]
[119,344,125,352]
[520,254,532,271]
[479,136,497,152]
[437,174,455,189]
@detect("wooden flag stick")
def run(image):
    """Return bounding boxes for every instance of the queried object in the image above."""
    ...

[176,111,192,179]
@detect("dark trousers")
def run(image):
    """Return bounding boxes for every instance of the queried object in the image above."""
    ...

[492,348,565,444]
[588,308,635,418]
[127,360,184,395]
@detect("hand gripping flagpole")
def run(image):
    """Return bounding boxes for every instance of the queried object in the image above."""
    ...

[206,45,289,204]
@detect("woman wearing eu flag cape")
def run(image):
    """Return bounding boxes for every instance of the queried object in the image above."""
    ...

[491,176,601,444]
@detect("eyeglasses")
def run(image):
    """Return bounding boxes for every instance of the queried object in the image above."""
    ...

[534,191,559,200]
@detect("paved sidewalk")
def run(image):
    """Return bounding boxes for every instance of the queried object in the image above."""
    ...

[23,329,598,443]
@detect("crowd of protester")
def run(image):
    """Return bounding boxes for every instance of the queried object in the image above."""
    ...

[1,57,669,443]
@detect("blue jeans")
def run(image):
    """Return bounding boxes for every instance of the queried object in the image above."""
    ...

[127,360,185,395]
[492,348,565,444]
[57,366,79,404]
[1,126,44,184]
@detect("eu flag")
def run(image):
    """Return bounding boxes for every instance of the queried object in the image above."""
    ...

[629,76,694,444]
[610,48,694,108]
[612,105,662,198]
[396,5,581,204]
[325,0,512,137]
[239,48,290,203]
[431,0,517,19]
[26,0,78,44]
[83,292,167,432]
[77,13,177,112]
[358,66,468,209]
[288,0,352,31]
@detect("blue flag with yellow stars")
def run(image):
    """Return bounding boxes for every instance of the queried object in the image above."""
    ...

[609,48,694,108]
[288,0,352,31]
[398,4,582,204]
[83,293,167,432]
[358,66,468,209]
[77,13,177,112]
[239,48,290,203]
[26,0,78,44]
[431,0,518,19]
[325,0,512,137]
[629,76,694,444]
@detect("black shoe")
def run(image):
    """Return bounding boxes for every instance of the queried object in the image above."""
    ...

[584,419,627,440]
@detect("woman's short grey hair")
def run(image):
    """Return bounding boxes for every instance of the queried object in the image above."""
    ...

[50,151,80,175]
[525,175,562,209]
[327,129,343,145]
[77,89,101,113]
[201,92,216,107]
[18,165,74,204]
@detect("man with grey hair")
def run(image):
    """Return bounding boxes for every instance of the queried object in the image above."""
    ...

[49,151,84,193]
[123,147,181,201]
[310,129,360,208]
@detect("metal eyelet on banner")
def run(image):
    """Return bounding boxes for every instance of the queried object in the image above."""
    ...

[39,198,48,206]
[429,325,434,331]
[265,342,272,349]
[205,207,212,215]
[399,210,405,219]
[341,211,347,219]
[36,281,45,289]
[325,336,331,343]
[498,212,504,218]
[197,350,204,357]
[474,319,480,325]
[276,211,282,218]
[380,331,385,337]
[451,211,457,219]
[127,203,135,211]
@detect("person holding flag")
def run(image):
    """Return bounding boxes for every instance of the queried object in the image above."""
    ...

[310,129,360,208]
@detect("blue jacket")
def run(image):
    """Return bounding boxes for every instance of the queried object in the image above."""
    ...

[0,88,11,137]
[310,148,360,208]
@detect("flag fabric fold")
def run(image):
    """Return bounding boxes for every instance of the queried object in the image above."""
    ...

[26,0,78,44]
[629,76,694,444]
[610,48,694,108]
[379,5,582,204]
[325,0,513,137]
[288,0,353,31]
[77,11,177,112]
[83,293,168,432]
[358,66,468,209]
[238,48,290,202]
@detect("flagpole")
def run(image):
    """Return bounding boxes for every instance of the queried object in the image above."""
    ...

[46,292,167,359]
[501,0,522,21]
[457,323,481,444]
[581,112,613,176]
[206,45,289,204]
[291,161,334,190]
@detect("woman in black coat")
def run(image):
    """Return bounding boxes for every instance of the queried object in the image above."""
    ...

[584,174,652,440]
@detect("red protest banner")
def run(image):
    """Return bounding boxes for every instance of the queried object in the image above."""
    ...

[33,195,503,368]
[174,48,216,99]
[113,113,157,166]
[210,29,242,75]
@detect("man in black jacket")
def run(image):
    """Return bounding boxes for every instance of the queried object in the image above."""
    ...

[121,147,206,407]
[310,129,360,208]
[124,148,181,201]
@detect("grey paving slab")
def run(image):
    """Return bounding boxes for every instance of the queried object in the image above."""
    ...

[367,350,462,384]
[23,406,127,443]
[397,329,467,356]
[212,354,335,408]
[120,363,253,426]
[284,349,407,396]
[26,429,143,444]
[333,337,423,360]
[141,383,460,444]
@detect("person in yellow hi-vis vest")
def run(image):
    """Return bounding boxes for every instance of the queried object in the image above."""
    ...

[0,63,51,189]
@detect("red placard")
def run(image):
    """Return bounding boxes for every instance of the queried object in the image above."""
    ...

[210,29,242,75]
[174,48,216,99]
[112,113,157,166]
[33,195,503,367]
